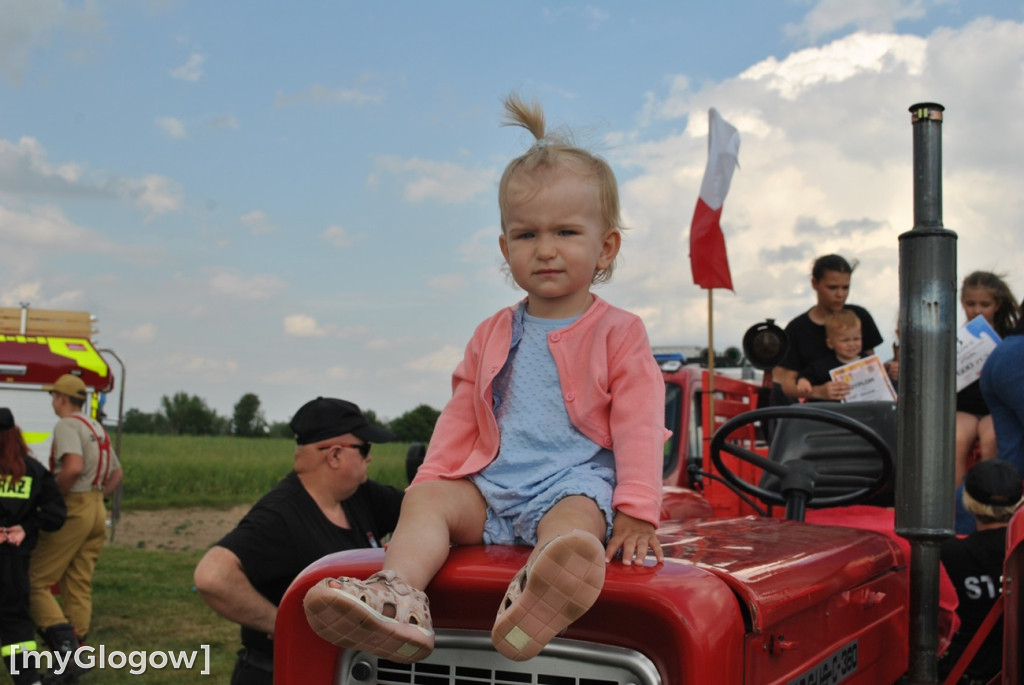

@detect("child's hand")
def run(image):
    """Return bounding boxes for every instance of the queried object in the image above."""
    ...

[820,380,851,401]
[606,512,663,566]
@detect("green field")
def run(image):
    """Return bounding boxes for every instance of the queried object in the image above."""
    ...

[2,435,414,685]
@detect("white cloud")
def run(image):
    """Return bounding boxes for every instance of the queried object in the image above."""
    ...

[372,156,497,204]
[0,136,87,197]
[208,115,239,131]
[0,282,42,307]
[739,31,926,100]
[284,314,327,338]
[1,135,183,216]
[541,5,610,30]
[322,225,353,247]
[166,353,238,378]
[209,271,287,300]
[0,203,133,260]
[0,0,102,84]
[170,52,205,82]
[326,365,353,379]
[274,84,382,108]
[126,323,157,343]
[405,344,463,373]
[156,116,188,139]
[611,19,1024,355]
[241,210,274,235]
[786,0,926,44]
[427,274,467,294]
[123,174,183,215]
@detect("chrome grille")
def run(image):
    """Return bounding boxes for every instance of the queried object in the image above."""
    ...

[337,630,660,685]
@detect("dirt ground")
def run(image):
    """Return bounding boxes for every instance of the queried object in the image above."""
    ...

[107,504,252,552]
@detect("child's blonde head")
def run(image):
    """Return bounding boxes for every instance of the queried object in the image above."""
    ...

[497,93,623,284]
[824,309,861,339]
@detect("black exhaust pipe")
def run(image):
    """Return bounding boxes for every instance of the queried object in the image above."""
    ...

[895,102,957,684]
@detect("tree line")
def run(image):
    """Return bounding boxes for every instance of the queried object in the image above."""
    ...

[121,392,441,443]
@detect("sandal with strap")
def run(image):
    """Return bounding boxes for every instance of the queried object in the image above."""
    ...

[491,529,606,661]
[304,569,434,663]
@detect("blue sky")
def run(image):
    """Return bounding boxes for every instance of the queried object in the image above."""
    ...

[2,0,1023,426]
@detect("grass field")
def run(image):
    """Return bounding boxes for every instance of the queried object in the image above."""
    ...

[2,435,414,685]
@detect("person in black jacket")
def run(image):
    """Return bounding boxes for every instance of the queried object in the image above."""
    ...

[193,397,404,685]
[940,459,1023,682]
[1,408,67,685]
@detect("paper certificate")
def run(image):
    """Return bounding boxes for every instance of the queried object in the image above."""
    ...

[956,315,1001,393]
[829,354,897,403]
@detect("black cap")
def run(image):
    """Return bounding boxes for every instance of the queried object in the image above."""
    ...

[289,397,396,446]
[0,407,13,431]
[964,459,1023,506]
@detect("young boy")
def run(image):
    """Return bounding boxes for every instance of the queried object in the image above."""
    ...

[796,309,863,399]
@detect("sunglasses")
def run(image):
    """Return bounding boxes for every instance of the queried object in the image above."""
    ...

[319,442,372,458]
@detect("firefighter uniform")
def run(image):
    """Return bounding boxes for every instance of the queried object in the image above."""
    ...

[29,382,120,645]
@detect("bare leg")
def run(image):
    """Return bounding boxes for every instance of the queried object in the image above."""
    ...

[530,495,605,565]
[492,496,606,661]
[303,478,486,663]
[954,412,980,488]
[384,479,488,590]
[977,415,998,461]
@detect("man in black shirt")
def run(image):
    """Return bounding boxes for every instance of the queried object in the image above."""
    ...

[194,397,404,685]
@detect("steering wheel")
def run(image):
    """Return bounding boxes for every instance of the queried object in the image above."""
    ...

[709,405,894,520]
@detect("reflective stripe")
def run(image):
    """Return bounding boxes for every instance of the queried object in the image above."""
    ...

[0,474,33,499]
[1,640,38,657]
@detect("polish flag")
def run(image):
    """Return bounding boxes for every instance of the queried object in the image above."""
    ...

[689,108,740,291]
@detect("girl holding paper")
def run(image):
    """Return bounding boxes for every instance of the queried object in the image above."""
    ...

[954,271,1020,487]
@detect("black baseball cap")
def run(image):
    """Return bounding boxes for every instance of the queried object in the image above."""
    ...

[0,407,13,431]
[964,459,1023,506]
[289,397,396,446]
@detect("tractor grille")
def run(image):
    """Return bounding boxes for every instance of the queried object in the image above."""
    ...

[336,630,660,685]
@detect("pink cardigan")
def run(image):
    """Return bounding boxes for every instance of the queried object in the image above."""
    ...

[413,295,668,527]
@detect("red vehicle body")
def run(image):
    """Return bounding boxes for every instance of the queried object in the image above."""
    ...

[273,365,960,684]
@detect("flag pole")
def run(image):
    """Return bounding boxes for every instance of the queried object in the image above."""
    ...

[707,289,716,434]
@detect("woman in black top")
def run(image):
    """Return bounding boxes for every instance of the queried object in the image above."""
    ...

[773,254,883,403]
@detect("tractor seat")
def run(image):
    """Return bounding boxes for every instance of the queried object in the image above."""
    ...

[759,401,898,508]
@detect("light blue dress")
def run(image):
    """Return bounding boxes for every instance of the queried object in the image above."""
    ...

[470,305,615,546]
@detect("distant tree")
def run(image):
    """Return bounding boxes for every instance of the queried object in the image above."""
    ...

[161,392,221,436]
[122,408,170,434]
[363,408,381,427]
[232,392,268,437]
[387,404,441,443]
[267,421,294,439]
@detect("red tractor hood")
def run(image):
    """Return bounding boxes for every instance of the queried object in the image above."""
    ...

[276,516,907,683]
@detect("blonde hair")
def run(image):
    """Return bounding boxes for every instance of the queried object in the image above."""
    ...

[962,488,1023,525]
[824,309,861,338]
[497,93,623,284]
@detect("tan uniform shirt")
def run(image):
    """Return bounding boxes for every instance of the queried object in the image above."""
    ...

[51,411,121,493]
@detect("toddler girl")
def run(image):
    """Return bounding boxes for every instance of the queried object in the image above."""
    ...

[304,93,667,663]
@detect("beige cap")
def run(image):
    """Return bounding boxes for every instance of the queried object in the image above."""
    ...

[43,373,88,399]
